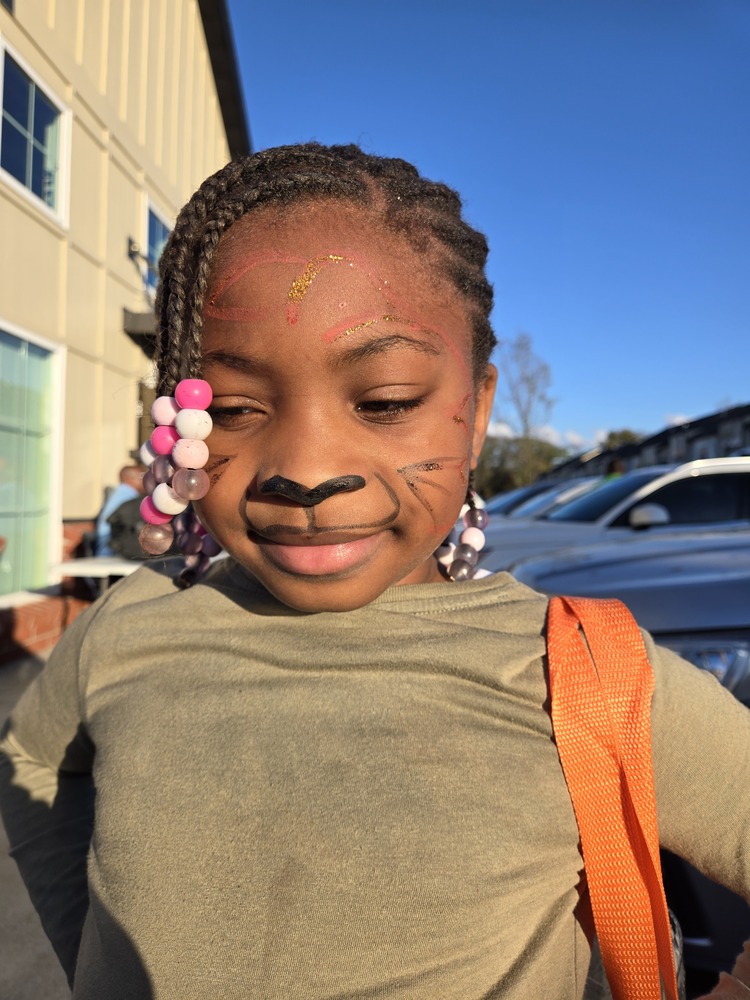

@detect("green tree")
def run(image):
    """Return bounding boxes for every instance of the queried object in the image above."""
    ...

[600,429,642,450]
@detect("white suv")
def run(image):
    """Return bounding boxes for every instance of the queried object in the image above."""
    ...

[480,457,750,572]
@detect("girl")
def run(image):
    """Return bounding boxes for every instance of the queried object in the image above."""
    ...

[1,143,749,999]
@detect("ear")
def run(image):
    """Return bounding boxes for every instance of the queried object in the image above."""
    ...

[470,364,498,470]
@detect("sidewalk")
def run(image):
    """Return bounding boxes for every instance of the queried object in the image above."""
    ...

[0,655,71,1000]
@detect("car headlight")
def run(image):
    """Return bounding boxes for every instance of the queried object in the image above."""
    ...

[658,637,750,694]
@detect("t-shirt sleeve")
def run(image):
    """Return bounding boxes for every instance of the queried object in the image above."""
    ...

[645,631,750,901]
[0,603,99,985]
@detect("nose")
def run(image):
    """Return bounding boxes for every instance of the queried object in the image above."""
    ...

[259,474,366,507]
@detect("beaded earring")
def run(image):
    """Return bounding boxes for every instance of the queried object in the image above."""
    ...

[138,378,222,584]
[435,479,492,582]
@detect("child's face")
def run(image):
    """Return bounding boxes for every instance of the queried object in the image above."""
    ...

[195,202,496,611]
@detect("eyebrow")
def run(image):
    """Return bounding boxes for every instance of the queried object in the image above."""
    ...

[200,349,270,377]
[332,334,442,368]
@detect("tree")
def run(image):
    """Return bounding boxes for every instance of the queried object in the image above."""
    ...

[494,332,556,485]
[600,429,642,450]
[474,434,568,499]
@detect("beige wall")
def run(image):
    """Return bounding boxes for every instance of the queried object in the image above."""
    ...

[0,1,232,532]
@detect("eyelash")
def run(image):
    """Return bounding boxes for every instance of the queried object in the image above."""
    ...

[356,398,425,422]
[208,397,426,428]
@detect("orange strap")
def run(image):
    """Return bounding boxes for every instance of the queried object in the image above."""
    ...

[547,595,679,1000]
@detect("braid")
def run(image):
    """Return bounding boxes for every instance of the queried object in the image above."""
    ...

[155,143,496,394]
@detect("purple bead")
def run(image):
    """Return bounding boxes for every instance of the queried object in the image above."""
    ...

[184,552,212,575]
[200,535,222,557]
[152,455,175,484]
[454,543,478,566]
[175,378,213,410]
[177,531,204,555]
[139,523,174,555]
[464,507,488,530]
[172,511,190,535]
[449,558,474,581]
[142,470,157,495]
[172,467,210,501]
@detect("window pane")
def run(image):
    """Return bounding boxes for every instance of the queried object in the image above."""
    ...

[147,211,170,290]
[0,429,21,513]
[3,55,31,129]
[627,475,741,525]
[1,116,28,186]
[0,330,53,594]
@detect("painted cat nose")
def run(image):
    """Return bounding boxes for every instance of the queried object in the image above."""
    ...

[259,475,366,507]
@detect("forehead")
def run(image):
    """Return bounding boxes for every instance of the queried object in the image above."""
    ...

[204,202,472,342]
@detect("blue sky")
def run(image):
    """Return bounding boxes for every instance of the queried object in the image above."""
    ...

[225,0,749,452]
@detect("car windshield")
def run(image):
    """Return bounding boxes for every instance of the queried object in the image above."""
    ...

[543,470,663,523]
[509,479,600,518]
[485,483,551,516]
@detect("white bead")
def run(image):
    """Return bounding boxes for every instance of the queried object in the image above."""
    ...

[175,408,213,440]
[436,542,456,568]
[152,481,190,515]
[460,526,486,551]
[140,440,157,465]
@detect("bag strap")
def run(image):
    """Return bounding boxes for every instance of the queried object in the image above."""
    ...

[546,595,679,1000]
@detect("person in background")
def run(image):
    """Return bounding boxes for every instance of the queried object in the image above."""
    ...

[94,464,146,556]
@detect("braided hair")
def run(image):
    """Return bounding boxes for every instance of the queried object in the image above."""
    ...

[154,142,496,395]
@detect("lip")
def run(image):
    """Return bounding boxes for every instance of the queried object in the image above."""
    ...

[250,530,385,576]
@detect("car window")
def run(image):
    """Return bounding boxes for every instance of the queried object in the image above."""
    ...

[611,473,746,528]
[544,471,662,523]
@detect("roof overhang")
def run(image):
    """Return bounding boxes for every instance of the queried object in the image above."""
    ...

[197,0,252,159]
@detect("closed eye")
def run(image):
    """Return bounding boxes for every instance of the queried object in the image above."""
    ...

[356,398,425,422]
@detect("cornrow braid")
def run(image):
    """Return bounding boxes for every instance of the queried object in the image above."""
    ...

[154,142,496,395]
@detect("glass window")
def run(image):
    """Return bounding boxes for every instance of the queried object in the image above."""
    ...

[612,474,746,528]
[544,470,663,523]
[147,209,171,294]
[0,330,54,595]
[1,51,60,210]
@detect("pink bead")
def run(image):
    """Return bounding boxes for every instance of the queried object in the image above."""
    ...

[139,522,175,555]
[151,395,180,426]
[140,495,173,525]
[172,438,209,469]
[172,467,210,501]
[175,378,213,410]
[151,425,180,456]
[460,526,486,551]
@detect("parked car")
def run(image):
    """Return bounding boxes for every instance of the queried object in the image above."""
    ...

[505,476,602,520]
[480,457,750,572]
[483,482,560,517]
[509,530,750,974]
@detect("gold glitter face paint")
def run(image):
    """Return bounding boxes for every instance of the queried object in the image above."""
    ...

[287,255,347,325]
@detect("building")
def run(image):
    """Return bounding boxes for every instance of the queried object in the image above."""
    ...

[0,0,250,609]
[543,402,750,481]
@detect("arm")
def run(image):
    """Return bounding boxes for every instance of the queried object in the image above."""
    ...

[646,637,750,1000]
[0,608,98,985]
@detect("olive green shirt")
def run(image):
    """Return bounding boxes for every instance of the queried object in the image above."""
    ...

[1,559,749,999]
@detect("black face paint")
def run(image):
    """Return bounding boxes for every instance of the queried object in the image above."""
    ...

[259,474,366,507]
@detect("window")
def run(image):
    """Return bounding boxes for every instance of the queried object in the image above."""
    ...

[0,330,54,595]
[612,473,750,528]
[1,50,61,210]
[146,208,171,295]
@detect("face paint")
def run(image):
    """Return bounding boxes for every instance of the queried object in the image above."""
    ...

[196,203,496,612]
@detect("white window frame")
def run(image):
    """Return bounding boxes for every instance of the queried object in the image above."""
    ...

[0,35,71,228]
[0,317,66,586]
